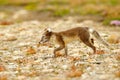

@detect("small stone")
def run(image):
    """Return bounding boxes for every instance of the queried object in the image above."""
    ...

[107,34,120,44]
[66,70,83,78]
[0,75,7,80]
[0,65,6,72]
[115,71,120,78]
[26,47,36,55]
[6,36,17,41]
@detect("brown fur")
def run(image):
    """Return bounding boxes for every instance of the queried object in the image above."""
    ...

[40,27,109,57]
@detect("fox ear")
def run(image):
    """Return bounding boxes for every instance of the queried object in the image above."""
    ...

[44,27,52,32]
[47,28,52,32]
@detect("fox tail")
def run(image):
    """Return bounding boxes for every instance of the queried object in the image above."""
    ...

[88,28,109,47]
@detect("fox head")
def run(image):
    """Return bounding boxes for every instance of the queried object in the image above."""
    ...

[39,28,52,44]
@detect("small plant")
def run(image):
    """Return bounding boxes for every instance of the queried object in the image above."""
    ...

[48,0,68,5]
[0,0,8,5]
[53,8,70,17]
[24,3,37,11]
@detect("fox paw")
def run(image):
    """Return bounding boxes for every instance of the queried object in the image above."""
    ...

[95,50,105,54]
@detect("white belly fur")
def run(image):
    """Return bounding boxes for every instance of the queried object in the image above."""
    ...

[63,36,79,44]
[63,34,93,45]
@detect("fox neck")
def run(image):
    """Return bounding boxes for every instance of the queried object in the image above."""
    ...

[49,31,57,41]
[51,31,58,36]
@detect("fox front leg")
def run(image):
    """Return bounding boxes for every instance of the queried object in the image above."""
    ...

[54,35,65,57]
[54,45,65,57]
[54,45,68,57]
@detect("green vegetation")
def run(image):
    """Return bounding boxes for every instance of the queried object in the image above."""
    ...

[108,0,119,6]
[24,3,37,11]
[53,8,70,17]
[103,17,120,25]
[48,0,68,5]
[0,0,8,5]
[0,0,120,25]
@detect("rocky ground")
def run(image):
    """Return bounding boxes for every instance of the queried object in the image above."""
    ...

[0,17,120,80]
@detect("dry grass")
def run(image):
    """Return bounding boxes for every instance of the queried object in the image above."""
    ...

[0,0,120,25]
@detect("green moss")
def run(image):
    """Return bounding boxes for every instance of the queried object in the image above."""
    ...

[24,3,37,10]
[39,8,55,12]
[53,9,70,17]
[48,0,68,5]
[73,6,100,16]
[108,0,119,6]
[80,10,99,15]
[0,0,8,5]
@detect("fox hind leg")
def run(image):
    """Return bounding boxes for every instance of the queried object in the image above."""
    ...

[79,32,96,53]
[82,40,96,53]
[64,46,68,56]
[91,38,94,44]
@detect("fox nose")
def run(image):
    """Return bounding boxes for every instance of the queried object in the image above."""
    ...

[39,39,43,44]
[39,39,44,44]
[39,38,47,44]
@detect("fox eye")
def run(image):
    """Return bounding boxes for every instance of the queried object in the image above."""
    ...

[43,35,45,37]
[47,30,50,33]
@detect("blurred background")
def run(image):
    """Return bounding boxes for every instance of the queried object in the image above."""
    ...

[0,0,120,25]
